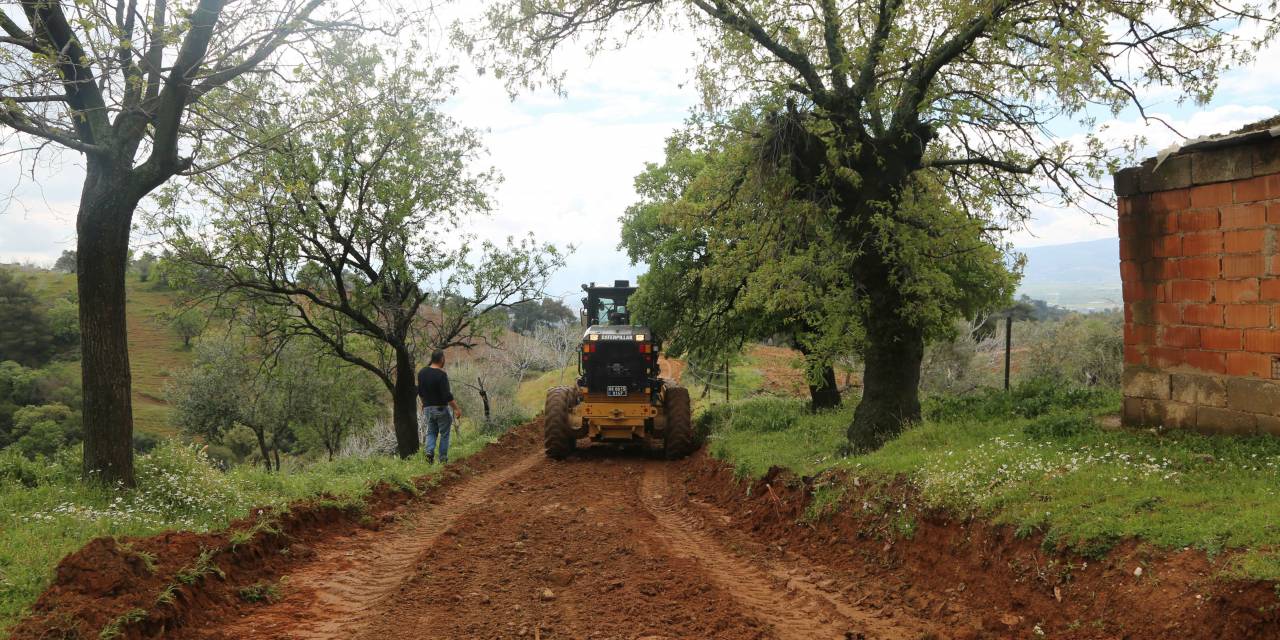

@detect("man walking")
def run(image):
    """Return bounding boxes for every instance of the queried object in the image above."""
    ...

[417,349,461,464]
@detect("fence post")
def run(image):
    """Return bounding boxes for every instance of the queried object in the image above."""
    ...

[1004,314,1013,391]
[724,360,730,404]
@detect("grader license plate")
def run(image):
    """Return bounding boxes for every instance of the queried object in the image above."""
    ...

[606,385,628,397]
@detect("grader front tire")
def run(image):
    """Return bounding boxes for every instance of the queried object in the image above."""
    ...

[543,387,577,460]
[663,385,694,459]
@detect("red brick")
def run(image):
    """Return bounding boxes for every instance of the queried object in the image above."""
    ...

[1222,203,1266,229]
[1224,229,1266,253]
[1191,182,1234,208]
[1234,175,1270,203]
[1201,327,1243,350]
[1154,303,1181,324]
[1178,209,1220,232]
[1244,329,1280,352]
[1150,347,1182,368]
[1153,234,1182,258]
[1181,232,1222,256]
[1123,278,1156,302]
[1170,280,1212,302]
[1151,188,1190,213]
[1176,257,1220,280]
[1125,323,1156,345]
[1224,254,1267,279]
[1119,194,1153,216]
[1120,260,1142,282]
[1181,303,1223,325]
[1125,345,1145,365]
[1160,325,1200,348]
[1227,351,1272,377]
[1152,303,1177,325]
[1262,279,1280,301]
[1182,349,1227,374]
[1216,278,1260,303]
[1226,304,1272,328]
[1149,260,1179,280]
[1269,203,1280,225]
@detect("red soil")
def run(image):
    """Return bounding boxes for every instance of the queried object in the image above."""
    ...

[12,425,1279,639]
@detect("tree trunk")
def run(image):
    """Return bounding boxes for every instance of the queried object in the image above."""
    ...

[846,284,925,452]
[793,342,841,410]
[254,428,272,471]
[392,347,420,458]
[809,364,842,410]
[77,164,140,486]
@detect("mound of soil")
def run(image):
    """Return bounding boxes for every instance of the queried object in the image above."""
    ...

[8,422,542,640]
[675,453,1280,639]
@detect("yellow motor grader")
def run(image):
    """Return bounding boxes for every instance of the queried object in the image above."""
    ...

[543,280,693,459]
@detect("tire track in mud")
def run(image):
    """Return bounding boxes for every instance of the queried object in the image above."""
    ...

[215,451,545,640]
[639,462,932,640]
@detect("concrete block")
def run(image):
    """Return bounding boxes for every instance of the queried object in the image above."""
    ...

[1226,377,1280,415]
[1252,138,1280,176]
[1122,367,1171,400]
[1196,406,1258,435]
[1115,168,1142,197]
[1258,414,1280,437]
[1192,148,1253,185]
[1139,155,1193,193]
[1162,401,1198,429]
[1122,397,1161,427]
[1171,373,1228,407]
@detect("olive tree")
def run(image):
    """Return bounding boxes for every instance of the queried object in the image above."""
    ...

[160,44,564,457]
[469,0,1278,450]
[0,0,368,485]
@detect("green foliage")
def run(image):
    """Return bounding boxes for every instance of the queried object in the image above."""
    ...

[509,298,575,334]
[10,404,81,459]
[1023,412,1098,440]
[237,581,281,603]
[52,251,76,275]
[0,269,55,368]
[98,608,146,640]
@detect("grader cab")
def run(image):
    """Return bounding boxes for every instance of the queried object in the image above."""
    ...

[542,280,694,459]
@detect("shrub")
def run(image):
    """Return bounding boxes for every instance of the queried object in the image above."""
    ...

[1023,411,1098,439]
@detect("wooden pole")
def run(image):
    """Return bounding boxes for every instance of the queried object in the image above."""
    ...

[1004,315,1013,391]
[724,359,730,404]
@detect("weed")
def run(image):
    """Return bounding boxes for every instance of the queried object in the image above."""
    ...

[114,540,158,574]
[98,608,146,639]
[155,583,178,607]
[175,548,224,586]
[236,581,281,604]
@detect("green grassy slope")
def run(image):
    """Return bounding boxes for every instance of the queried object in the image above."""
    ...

[22,271,191,437]
[700,389,1280,581]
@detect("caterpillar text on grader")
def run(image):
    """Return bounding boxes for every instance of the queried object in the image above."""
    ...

[543,280,694,459]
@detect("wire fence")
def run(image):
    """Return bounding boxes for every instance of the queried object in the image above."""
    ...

[683,360,731,405]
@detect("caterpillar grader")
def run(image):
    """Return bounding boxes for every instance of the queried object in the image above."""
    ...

[543,280,694,459]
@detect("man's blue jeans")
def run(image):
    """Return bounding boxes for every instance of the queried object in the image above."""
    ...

[421,406,452,462]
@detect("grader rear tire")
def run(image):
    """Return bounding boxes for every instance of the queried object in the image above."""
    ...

[543,387,577,460]
[662,385,694,459]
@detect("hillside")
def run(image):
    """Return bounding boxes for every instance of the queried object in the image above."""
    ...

[21,270,191,437]
[1016,238,1122,311]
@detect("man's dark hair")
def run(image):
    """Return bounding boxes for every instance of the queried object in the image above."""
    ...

[430,349,445,365]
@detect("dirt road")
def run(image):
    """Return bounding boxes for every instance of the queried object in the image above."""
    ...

[179,439,942,640]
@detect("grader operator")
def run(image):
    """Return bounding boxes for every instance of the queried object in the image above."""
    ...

[542,280,694,459]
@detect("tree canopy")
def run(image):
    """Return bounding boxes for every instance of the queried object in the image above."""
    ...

[159,42,564,457]
[469,0,1278,450]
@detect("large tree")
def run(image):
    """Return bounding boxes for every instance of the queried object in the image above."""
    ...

[623,120,1016,410]
[471,0,1278,450]
[161,44,564,457]
[0,0,363,484]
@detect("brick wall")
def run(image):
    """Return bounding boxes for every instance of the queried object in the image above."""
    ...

[1116,131,1280,436]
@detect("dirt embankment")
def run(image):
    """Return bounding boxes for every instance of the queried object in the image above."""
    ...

[12,424,1280,640]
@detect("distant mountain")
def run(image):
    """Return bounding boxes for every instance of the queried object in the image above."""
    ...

[1015,238,1121,311]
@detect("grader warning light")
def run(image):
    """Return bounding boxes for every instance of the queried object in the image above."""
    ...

[542,280,694,460]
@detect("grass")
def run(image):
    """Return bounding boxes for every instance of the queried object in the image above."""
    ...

[515,365,578,416]
[0,427,494,634]
[700,382,1280,580]
[22,271,192,437]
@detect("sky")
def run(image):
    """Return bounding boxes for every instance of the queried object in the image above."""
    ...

[1,7,1277,304]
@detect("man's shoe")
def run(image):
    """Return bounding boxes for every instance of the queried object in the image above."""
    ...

[425,453,434,464]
